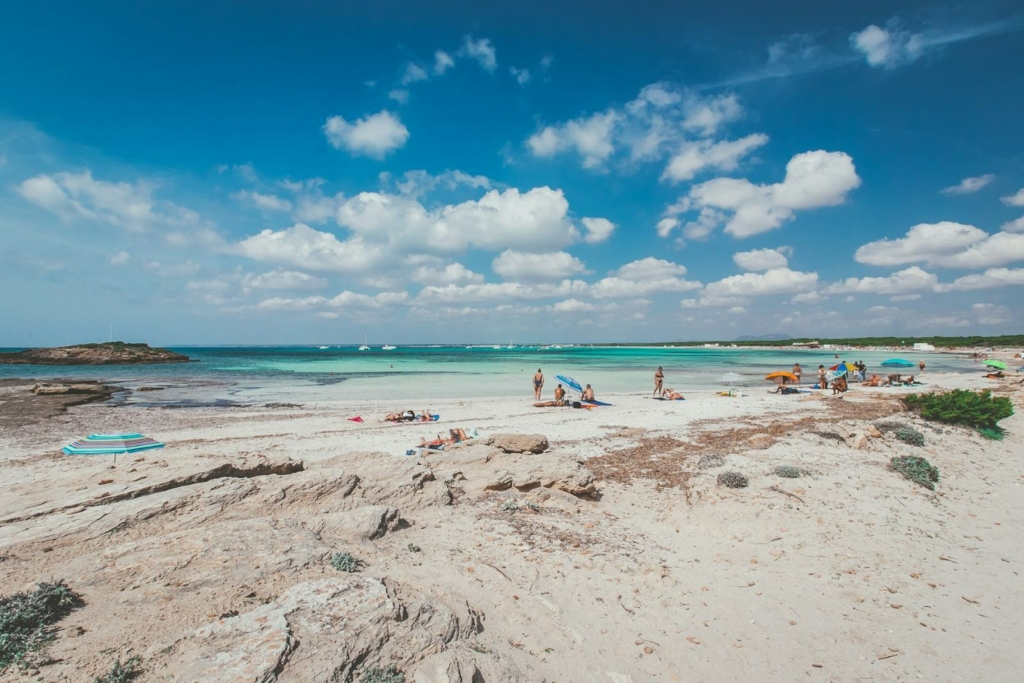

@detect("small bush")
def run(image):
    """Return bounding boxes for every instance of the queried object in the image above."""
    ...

[904,390,1013,430]
[697,454,725,469]
[773,465,803,478]
[501,499,519,513]
[94,656,142,683]
[525,501,540,512]
[895,428,925,447]
[0,580,84,670]
[406,543,421,553]
[330,552,360,573]
[359,665,405,683]
[890,456,940,491]
[717,471,748,488]
[979,427,1005,441]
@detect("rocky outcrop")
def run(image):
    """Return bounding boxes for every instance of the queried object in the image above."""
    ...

[0,379,123,428]
[0,342,189,365]
[483,433,549,454]
[429,444,597,500]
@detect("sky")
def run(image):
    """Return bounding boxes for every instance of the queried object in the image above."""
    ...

[1,0,1023,346]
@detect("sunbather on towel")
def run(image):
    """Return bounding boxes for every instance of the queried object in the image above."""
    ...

[582,384,595,401]
[864,374,882,387]
[664,388,685,399]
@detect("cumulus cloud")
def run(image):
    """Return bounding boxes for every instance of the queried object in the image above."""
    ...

[852,19,1023,69]
[661,134,768,183]
[703,267,818,298]
[656,217,680,238]
[823,266,938,295]
[941,174,994,195]
[462,36,497,71]
[323,110,409,159]
[433,50,455,75]
[935,268,1024,292]
[670,150,861,238]
[387,89,409,104]
[257,290,408,312]
[1003,216,1024,233]
[510,67,531,85]
[231,190,292,212]
[581,217,616,244]
[733,247,789,271]
[549,298,595,313]
[391,169,491,198]
[400,62,429,85]
[492,250,587,282]
[17,170,200,232]
[589,258,701,298]
[1003,188,1024,207]
[527,111,620,169]
[854,222,1024,268]
[235,223,383,273]
[410,262,484,286]
[242,269,328,290]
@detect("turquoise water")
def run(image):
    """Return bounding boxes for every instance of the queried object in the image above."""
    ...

[0,345,980,404]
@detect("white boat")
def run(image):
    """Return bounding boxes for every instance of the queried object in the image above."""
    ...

[382,344,397,351]
[318,345,329,349]
[358,334,370,351]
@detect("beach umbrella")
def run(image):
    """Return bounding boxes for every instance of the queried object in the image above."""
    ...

[555,375,583,393]
[984,359,1007,370]
[829,361,855,375]
[764,371,798,382]
[63,433,164,456]
[881,358,915,368]
[717,372,744,388]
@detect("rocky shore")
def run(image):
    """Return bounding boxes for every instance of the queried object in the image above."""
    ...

[0,342,189,365]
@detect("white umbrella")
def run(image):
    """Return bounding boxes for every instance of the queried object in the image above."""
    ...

[717,372,744,388]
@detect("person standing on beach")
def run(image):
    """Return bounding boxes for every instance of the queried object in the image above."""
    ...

[654,366,665,396]
[533,368,544,401]
[817,364,828,389]
[792,362,802,385]
[919,359,926,373]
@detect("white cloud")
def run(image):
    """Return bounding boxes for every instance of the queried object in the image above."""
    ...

[387,89,409,104]
[527,111,620,169]
[510,67,530,85]
[590,258,701,298]
[661,134,769,183]
[400,62,429,85]
[1003,188,1024,207]
[492,250,587,282]
[549,298,595,313]
[681,208,724,239]
[17,170,200,233]
[972,303,1011,325]
[338,187,580,253]
[890,293,921,302]
[791,291,822,303]
[674,150,861,238]
[656,217,680,238]
[235,223,383,273]
[410,262,484,286]
[1003,216,1024,233]
[852,19,1022,69]
[433,50,455,75]
[416,280,587,304]
[109,251,130,265]
[462,36,497,71]
[936,268,1024,291]
[232,190,292,212]
[854,222,1024,269]
[703,267,818,298]
[242,269,328,290]
[292,192,346,224]
[854,221,987,266]
[941,174,994,195]
[823,266,938,295]
[257,290,408,312]
[391,169,492,198]
[323,110,409,159]
[733,247,789,271]
[581,217,616,244]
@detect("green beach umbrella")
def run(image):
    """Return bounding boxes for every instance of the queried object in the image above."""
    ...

[984,359,1007,370]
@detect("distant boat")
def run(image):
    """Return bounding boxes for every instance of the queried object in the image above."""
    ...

[318,345,329,349]
[382,344,397,351]
[359,334,370,351]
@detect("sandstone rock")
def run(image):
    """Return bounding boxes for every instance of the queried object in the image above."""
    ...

[484,434,549,454]
[320,505,401,542]
[850,433,869,450]
[866,425,883,438]
[431,446,596,499]
[1,342,189,365]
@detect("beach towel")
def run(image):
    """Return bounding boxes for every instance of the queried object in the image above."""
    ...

[348,416,364,423]
[582,400,612,406]
[652,396,685,401]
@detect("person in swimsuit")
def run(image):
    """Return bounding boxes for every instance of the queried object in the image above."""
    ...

[582,384,595,401]
[919,359,926,373]
[654,366,664,396]
[533,368,544,401]
[817,365,827,389]
[554,383,566,405]
[792,363,802,385]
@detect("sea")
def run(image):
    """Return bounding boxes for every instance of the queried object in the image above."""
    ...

[0,345,983,406]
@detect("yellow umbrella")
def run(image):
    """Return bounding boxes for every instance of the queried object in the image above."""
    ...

[765,371,798,382]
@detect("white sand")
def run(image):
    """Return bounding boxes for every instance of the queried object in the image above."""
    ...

[1,369,1022,681]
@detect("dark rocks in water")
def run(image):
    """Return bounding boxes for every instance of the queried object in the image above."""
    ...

[0,342,189,365]
[0,379,123,428]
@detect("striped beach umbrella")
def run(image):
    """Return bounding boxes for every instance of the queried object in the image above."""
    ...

[62,433,164,455]
[717,372,744,387]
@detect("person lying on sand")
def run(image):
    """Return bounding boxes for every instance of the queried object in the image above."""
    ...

[664,388,685,399]
[418,428,470,450]
[554,383,566,405]
[582,384,595,401]
[984,371,1005,379]
[864,374,883,387]
[415,409,435,422]
[885,374,902,387]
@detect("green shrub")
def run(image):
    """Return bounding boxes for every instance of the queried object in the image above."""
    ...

[94,656,142,683]
[773,465,804,478]
[0,580,84,670]
[903,390,1013,430]
[358,665,405,683]
[501,499,519,513]
[895,428,925,447]
[890,456,940,491]
[979,427,1005,440]
[330,552,360,573]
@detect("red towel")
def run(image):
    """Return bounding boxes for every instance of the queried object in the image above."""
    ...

[348,416,363,423]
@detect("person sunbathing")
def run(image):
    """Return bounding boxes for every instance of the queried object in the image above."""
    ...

[582,384,595,401]
[665,388,685,399]
[902,375,916,386]
[884,374,902,387]
[415,409,435,422]
[864,374,883,387]
[984,371,1005,379]
[418,428,470,450]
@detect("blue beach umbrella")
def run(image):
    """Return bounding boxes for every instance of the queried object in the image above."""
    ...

[63,433,164,456]
[555,375,583,393]
[881,359,915,368]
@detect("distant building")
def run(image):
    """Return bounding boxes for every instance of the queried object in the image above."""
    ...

[913,342,935,351]
[792,341,821,348]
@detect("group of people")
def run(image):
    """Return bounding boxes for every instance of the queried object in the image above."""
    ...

[654,366,684,399]
[384,409,435,423]
[533,368,595,404]
[789,358,927,392]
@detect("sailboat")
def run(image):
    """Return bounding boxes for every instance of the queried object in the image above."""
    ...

[358,334,370,351]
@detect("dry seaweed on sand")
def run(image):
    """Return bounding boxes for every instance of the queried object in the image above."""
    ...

[697,454,725,469]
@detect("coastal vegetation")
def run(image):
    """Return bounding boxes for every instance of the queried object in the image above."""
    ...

[93,656,142,683]
[890,455,941,491]
[0,580,84,671]
[330,551,361,573]
[903,390,1014,430]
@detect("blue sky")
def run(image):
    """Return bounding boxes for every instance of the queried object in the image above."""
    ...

[2,0,1023,345]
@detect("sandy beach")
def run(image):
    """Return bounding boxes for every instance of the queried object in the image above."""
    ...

[1,368,1022,682]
